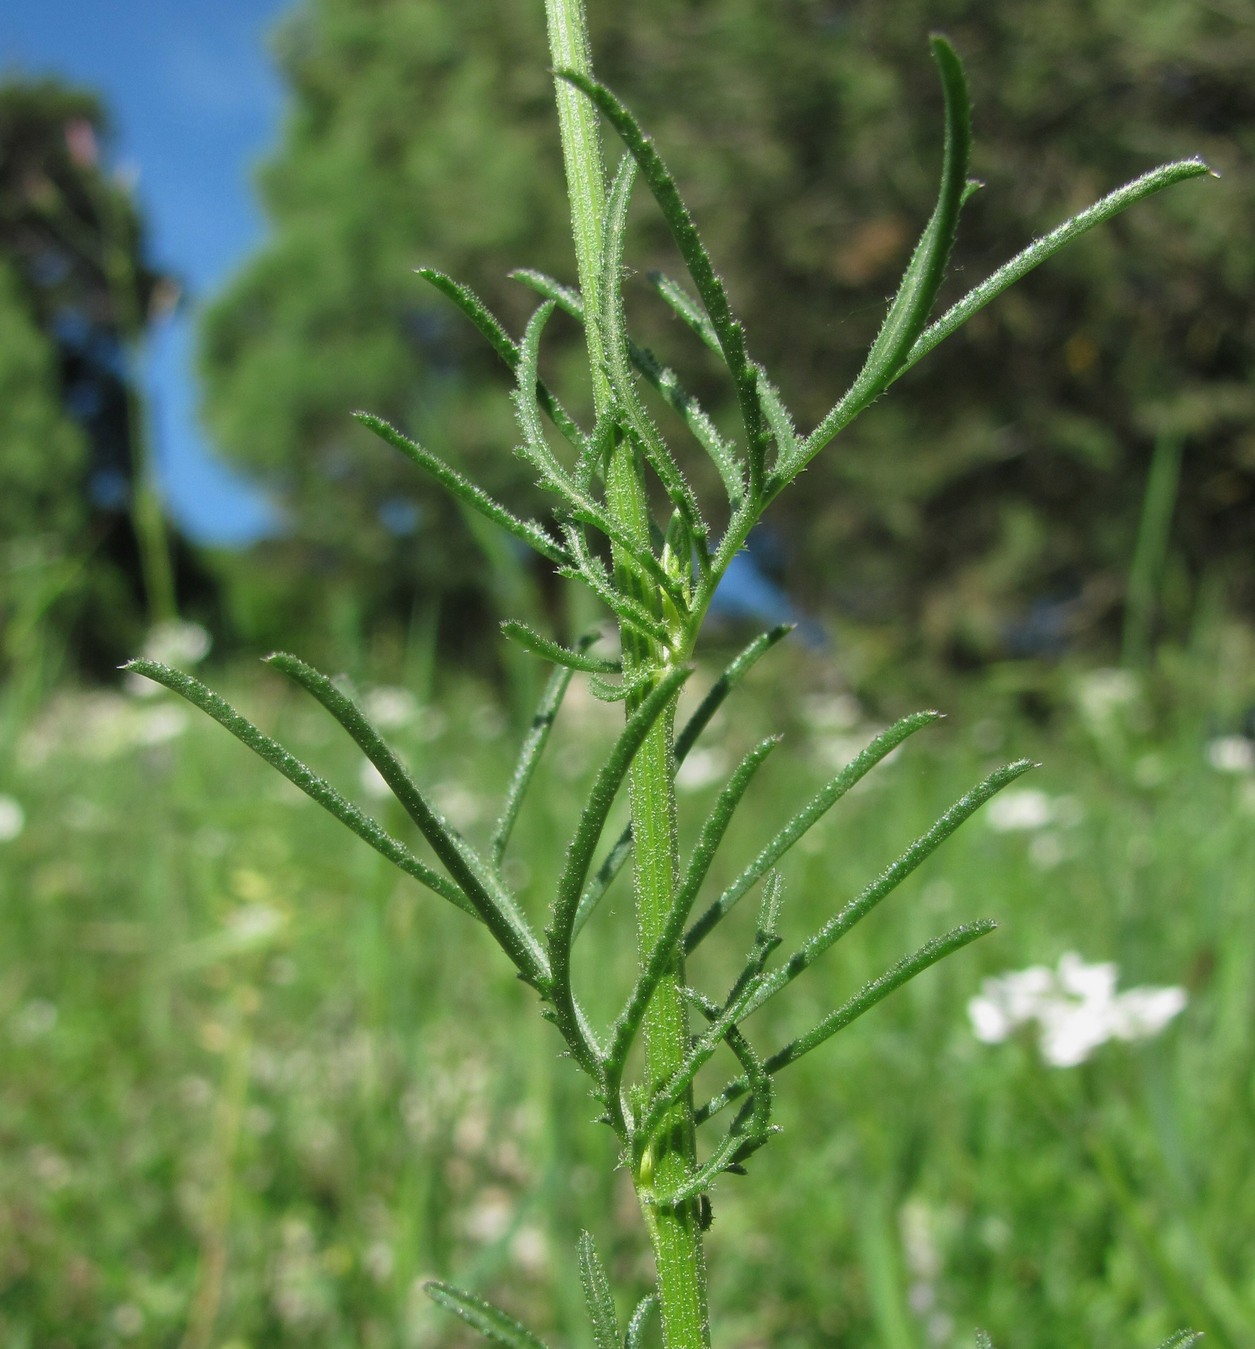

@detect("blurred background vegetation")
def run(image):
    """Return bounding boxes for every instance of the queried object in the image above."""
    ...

[1,0,1252,1346]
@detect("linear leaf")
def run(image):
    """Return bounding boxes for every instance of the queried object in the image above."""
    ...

[607,737,780,1098]
[492,648,587,867]
[546,664,692,1070]
[562,528,674,645]
[578,1231,620,1349]
[122,660,475,918]
[696,922,996,1125]
[355,413,568,565]
[573,624,793,939]
[624,1295,658,1349]
[549,665,692,964]
[424,1282,551,1349]
[897,158,1211,382]
[501,619,620,673]
[558,69,770,499]
[1154,1335,1202,1349]
[732,760,1034,1019]
[416,267,582,447]
[517,266,742,508]
[650,272,796,479]
[686,710,943,953]
[266,652,548,986]
[513,299,586,506]
[600,154,709,547]
[795,35,972,471]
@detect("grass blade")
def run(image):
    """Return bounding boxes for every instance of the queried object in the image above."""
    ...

[266,652,548,986]
[796,35,972,471]
[122,660,476,918]
[501,619,620,674]
[424,1281,551,1349]
[897,158,1211,382]
[416,266,582,447]
[558,68,770,500]
[686,710,943,954]
[355,412,568,565]
[578,1230,620,1349]
[573,624,793,939]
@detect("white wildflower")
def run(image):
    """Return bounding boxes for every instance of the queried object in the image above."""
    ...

[0,794,25,842]
[1073,667,1140,726]
[363,686,419,729]
[359,760,392,800]
[1206,735,1255,774]
[676,746,727,792]
[985,788,1053,832]
[968,951,1186,1067]
[126,620,212,696]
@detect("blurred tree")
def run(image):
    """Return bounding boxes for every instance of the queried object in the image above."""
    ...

[0,79,188,686]
[200,0,1249,673]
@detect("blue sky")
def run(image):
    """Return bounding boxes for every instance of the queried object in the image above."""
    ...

[1,0,293,544]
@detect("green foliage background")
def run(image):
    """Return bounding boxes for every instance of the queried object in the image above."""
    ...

[199,0,1250,669]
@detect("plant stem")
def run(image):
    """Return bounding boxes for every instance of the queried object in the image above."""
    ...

[543,2,711,1344]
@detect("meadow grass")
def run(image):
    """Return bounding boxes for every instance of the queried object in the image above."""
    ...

[2,639,1251,1348]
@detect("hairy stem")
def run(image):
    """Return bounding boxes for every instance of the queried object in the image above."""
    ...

[544,2,711,1344]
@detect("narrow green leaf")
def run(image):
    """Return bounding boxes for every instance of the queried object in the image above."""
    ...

[607,737,780,1097]
[122,660,475,918]
[266,652,548,986]
[517,266,742,508]
[578,1231,620,1349]
[975,1333,995,1349]
[624,1295,658,1349]
[649,273,797,478]
[1154,1335,1202,1349]
[897,158,1211,381]
[355,413,568,566]
[546,664,692,1072]
[550,665,692,962]
[416,267,582,447]
[513,299,585,504]
[501,619,620,673]
[562,528,674,645]
[492,648,586,867]
[599,154,709,547]
[686,710,943,953]
[573,625,793,939]
[730,760,1035,1018]
[558,69,770,500]
[424,1281,551,1349]
[697,922,996,1126]
[796,35,972,471]
[648,991,775,1194]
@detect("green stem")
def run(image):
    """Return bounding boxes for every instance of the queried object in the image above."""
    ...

[543,3,711,1345]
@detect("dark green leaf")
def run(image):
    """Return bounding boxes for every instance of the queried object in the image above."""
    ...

[266,652,548,986]
[355,412,568,565]
[424,1281,551,1349]
[578,1231,620,1349]
[122,660,475,918]
[501,619,620,673]
[686,710,943,953]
